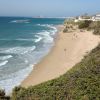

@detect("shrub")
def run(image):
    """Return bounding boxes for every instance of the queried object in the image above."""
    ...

[78,20,92,29]
[0,89,5,97]
[93,21,100,35]
[11,86,25,100]
[93,28,100,35]
[0,89,10,100]
[63,27,68,33]
[64,19,75,25]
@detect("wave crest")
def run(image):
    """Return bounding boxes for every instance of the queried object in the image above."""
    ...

[0,61,8,67]
[0,46,36,55]
[10,20,30,23]
[0,55,13,60]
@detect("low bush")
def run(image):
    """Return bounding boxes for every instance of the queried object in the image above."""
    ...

[0,89,10,100]
[63,26,68,33]
[78,20,92,29]
[93,21,100,35]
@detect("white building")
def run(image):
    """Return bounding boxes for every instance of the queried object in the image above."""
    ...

[92,14,100,21]
[74,16,92,22]
[74,13,100,22]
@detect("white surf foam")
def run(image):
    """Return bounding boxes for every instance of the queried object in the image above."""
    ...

[36,24,57,35]
[36,24,52,27]
[15,38,34,41]
[0,61,8,67]
[10,20,30,23]
[21,46,36,54]
[0,64,33,95]
[2,46,36,55]
[34,35,42,43]
[0,55,13,60]
[0,38,34,42]
[37,24,57,30]
[37,31,54,43]
[50,28,57,35]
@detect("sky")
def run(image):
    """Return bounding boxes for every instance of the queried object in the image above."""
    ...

[0,0,100,17]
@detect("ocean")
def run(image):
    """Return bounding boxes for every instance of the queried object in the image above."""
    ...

[0,17,64,94]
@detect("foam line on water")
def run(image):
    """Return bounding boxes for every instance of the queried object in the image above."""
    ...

[10,20,30,23]
[0,38,34,42]
[0,60,8,67]
[0,55,13,60]
[34,35,43,43]
[36,24,57,31]
[37,31,54,43]
[36,24,53,28]
[1,46,36,54]
[16,38,34,41]
[0,64,33,95]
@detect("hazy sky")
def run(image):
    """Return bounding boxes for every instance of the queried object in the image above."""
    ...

[0,0,100,17]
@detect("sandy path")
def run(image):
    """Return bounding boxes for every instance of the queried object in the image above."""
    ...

[21,27,100,87]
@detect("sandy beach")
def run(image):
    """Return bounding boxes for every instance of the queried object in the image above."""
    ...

[21,25,100,87]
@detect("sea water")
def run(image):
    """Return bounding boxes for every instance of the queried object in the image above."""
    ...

[0,17,64,94]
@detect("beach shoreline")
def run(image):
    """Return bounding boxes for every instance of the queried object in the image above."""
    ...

[21,25,100,88]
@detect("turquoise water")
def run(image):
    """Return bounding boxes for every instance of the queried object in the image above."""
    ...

[0,17,64,93]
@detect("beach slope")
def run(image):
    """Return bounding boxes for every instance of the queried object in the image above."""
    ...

[21,26,100,87]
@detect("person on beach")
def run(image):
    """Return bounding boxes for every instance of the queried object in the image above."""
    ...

[64,48,67,56]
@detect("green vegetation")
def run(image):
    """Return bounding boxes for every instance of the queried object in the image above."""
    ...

[93,21,100,35]
[63,26,68,33]
[78,20,92,29]
[0,89,10,100]
[64,19,75,25]
[63,19,77,33]
[78,20,100,35]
